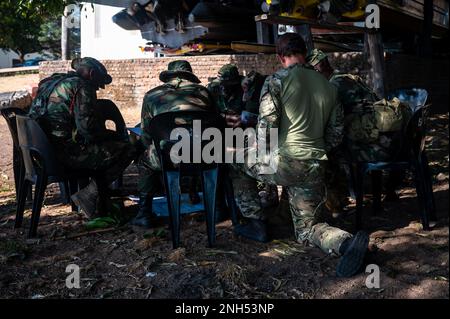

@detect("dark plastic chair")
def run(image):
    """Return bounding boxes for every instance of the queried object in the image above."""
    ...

[148,111,238,248]
[95,99,129,189]
[351,104,436,231]
[1,107,71,204]
[15,115,98,237]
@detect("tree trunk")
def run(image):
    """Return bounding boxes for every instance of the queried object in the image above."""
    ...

[61,14,69,60]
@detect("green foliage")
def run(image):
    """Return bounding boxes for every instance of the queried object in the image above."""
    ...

[0,0,79,60]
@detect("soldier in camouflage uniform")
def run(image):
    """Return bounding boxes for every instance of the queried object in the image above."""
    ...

[307,49,410,204]
[132,60,217,228]
[207,64,244,115]
[28,57,137,218]
[211,67,279,209]
[232,34,369,278]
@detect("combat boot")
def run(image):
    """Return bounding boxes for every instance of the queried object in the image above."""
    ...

[336,231,369,278]
[71,180,99,219]
[130,193,153,228]
[234,218,269,243]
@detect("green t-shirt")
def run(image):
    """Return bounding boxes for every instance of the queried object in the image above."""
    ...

[259,64,343,161]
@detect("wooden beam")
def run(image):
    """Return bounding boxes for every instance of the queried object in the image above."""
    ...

[364,32,386,98]
[255,14,368,33]
[231,42,276,54]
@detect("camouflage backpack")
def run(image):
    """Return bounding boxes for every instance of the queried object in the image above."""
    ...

[30,73,75,118]
[345,97,413,161]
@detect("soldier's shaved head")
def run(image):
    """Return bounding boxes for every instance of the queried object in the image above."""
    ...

[276,33,307,58]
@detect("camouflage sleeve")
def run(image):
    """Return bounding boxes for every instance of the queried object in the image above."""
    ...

[324,91,344,153]
[257,74,282,144]
[140,94,154,149]
[73,84,105,143]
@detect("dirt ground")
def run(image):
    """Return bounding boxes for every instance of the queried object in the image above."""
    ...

[0,74,38,95]
[0,76,448,299]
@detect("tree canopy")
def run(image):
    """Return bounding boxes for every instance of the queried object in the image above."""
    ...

[0,0,79,60]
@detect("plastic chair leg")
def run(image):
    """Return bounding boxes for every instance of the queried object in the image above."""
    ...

[12,146,21,200]
[223,173,239,225]
[164,170,181,249]
[28,174,48,238]
[412,159,430,230]
[421,153,437,221]
[202,168,218,247]
[371,170,383,214]
[354,164,365,231]
[15,179,30,229]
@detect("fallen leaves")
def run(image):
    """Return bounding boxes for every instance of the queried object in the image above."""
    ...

[167,247,186,263]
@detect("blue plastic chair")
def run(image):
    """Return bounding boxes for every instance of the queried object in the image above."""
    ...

[148,111,238,248]
[351,88,436,230]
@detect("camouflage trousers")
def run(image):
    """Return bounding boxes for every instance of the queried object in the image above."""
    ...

[325,150,350,215]
[232,154,352,255]
[58,139,136,186]
[137,143,162,195]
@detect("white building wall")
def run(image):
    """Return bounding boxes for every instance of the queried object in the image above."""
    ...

[0,50,49,69]
[81,3,154,60]
[0,50,20,68]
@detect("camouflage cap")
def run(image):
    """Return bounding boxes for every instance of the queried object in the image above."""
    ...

[306,49,328,67]
[159,60,200,83]
[71,57,112,85]
[217,64,241,84]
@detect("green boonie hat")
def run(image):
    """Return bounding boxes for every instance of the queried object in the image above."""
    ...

[217,64,241,84]
[159,60,201,83]
[306,49,328,67]
[71,57,112,85]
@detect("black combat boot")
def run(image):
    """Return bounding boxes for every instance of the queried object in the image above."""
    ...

[130,193,153,228]
[234,218,269,243]
[336,231,369,278]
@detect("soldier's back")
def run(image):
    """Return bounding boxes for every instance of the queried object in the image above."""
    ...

[143,80,214,117]
[29,72,87,144]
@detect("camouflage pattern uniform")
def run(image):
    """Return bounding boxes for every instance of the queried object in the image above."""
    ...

[207,64,244,114]
[210,66,279,208]
[138,60,216,195]
[233,63,352,255]
[29,59,135,185]
[307,49,412,213]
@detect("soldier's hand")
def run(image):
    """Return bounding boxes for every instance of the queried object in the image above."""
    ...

[225,113,242,128]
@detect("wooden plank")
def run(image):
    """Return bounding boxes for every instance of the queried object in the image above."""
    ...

[231,42,275,54]
[255,14,369,33]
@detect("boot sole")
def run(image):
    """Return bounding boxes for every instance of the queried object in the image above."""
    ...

[336,231,369,278]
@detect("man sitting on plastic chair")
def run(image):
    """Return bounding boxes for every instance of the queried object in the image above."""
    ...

[132,60,217,228]
[28,57,137,218]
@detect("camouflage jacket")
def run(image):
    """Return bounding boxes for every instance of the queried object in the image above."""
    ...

[258,63,344,161]
[29,72,106,146]
[140,78,216,168]
[207,78,244,114]
[329,71,378,115]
